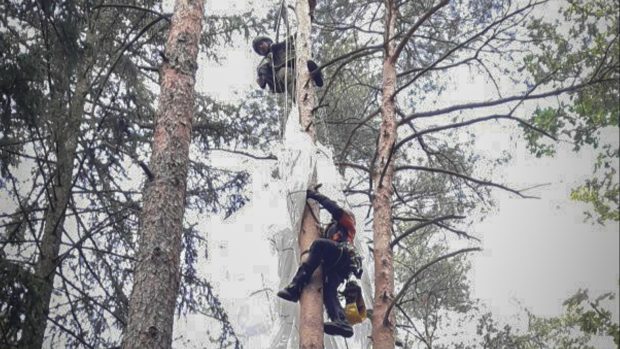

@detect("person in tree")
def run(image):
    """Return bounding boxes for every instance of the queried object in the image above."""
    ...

[252,36,324,95]
[277,189,363,338]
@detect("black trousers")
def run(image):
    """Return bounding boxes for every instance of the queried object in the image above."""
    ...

[303,238,351,322]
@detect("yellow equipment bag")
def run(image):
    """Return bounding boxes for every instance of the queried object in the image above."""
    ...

[343,281,367,325]
[345,302,366,325]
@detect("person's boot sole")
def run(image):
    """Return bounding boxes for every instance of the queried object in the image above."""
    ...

[324,322,353,338]
[277,289,299,303]
[307,60,323,87]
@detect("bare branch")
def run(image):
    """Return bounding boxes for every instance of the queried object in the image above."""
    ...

[391,215,465,248]
[336,161,371,173]
[397,78,614,126]
[383,247,481,326]
[395,114,556,151]
[395,165,539,198]
[208,148,277,161]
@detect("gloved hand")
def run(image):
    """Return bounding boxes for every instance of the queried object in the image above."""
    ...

[257,77,267,89]
[306,184,323,200]
[343,281,362,304]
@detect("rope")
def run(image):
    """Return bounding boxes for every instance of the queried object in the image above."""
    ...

[270,0,290,138]
[283,5,291,127]
[274,0,286,43]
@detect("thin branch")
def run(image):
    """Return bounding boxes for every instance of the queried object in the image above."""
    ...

[390,215,465,248]
[383,247,481,326]
[395,165,539,198]
[47,316,95,349]
[338,109,379,161]
[336,161,371,173]
[395,114,556,151]
[92,4,171,21]
[208,148,277,161]
[393,0,548,98]
[397,78,615,126]
[434,222,480,242]
[391,0,450,63]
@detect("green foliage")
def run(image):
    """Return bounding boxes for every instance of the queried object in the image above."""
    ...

[525,107,564,157]
[475,288,619,349]
[523,0,619,223]
[395,230,476,348]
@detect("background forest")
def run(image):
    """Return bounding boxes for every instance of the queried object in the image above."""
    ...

[0,0,618,348]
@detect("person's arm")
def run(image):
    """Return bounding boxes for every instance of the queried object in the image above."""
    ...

[256,69,265,89]
[259,59,279,90]
[306,190,344,221]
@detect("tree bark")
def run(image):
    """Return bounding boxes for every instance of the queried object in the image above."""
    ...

[19,25,94,349]
[121,1,204,348]
[295,1,323,348]
[371,0,397,348]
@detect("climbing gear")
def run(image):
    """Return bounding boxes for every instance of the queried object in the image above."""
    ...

[342,243,363,279]
[277,263,311,302]
[342,281,367,325]
[344,303,365,324]
[324,320,354,338]
[252,36,273,55]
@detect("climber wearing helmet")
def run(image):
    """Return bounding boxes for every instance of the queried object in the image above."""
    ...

[277,189,364,338]
[252,35,324,95]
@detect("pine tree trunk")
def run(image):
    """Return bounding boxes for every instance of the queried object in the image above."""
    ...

[19,29,93,349]
[121,1,204,348]
[371,0,397,348]
[295,1,323,348]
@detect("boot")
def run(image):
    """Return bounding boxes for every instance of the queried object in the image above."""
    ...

[307,60,324,87]
[324,319,353,338]
[277,264,311,302]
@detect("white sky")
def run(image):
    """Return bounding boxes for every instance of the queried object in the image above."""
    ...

[184,0,619,346]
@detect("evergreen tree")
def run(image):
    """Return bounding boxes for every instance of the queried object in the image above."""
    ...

[0,1,272,347]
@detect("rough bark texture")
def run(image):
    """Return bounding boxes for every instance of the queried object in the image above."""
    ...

[19,28,94,349]
[121,1,204,348]
[295,1,323,348]
[371,0,397,348]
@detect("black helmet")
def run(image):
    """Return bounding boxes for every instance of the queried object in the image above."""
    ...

[252,36,273,55]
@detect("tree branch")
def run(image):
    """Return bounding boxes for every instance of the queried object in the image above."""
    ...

[383,247,481,326]
[335,161,371,173]
[208,148,277,161]
[391,0,450,63]
[393,0,548,98]
[390,215,465,248]
[397,78,614,126]
[395,114,556,151]
[92,4,171,21]
[395,165,539,198]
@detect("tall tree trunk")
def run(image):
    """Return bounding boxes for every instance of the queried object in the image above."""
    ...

[121,1,204,348]
[19,28,94,349]
[372,0,397,348]
[295,1,323,348]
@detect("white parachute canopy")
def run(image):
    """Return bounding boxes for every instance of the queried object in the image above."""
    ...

[202,105,374,349]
